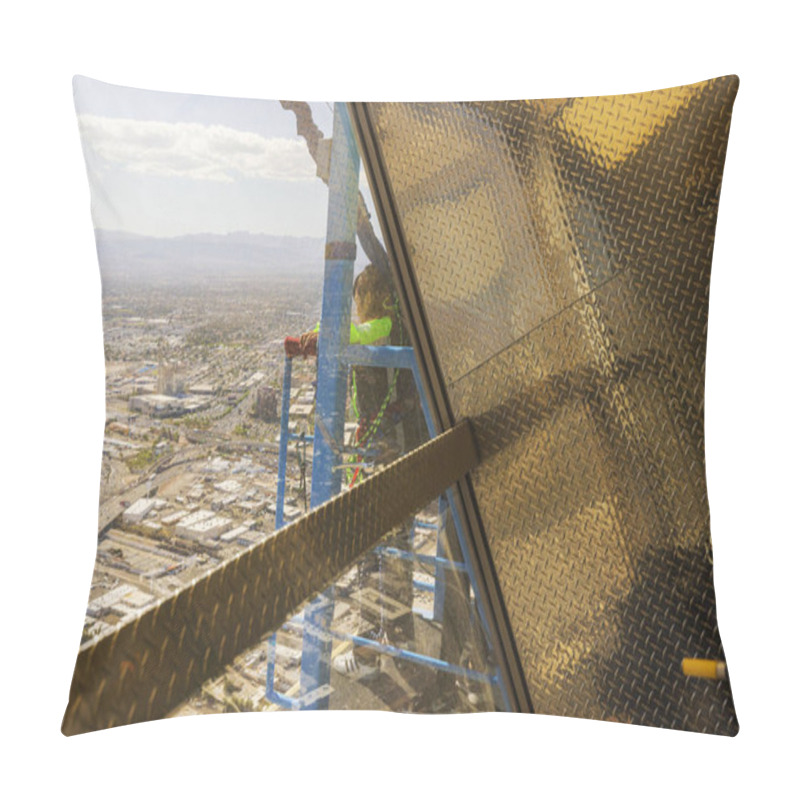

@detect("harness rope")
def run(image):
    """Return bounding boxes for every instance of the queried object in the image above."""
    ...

[346,295,404,488]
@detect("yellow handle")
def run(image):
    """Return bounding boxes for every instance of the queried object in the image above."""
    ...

[682,658,726,680]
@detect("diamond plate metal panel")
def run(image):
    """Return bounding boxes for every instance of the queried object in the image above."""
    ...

[364,77,738,732]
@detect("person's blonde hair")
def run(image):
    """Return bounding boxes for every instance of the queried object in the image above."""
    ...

[353,264,394,322]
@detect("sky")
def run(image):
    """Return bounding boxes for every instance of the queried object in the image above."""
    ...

[73,76,337,238]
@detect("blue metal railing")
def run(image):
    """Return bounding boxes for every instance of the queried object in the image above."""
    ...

[274,356,293,530]
[267,340,508,710]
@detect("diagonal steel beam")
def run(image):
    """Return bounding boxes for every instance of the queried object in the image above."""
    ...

[348,102,535,714]
[63,421,478,735]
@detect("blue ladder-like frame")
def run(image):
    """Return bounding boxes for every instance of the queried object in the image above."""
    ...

[265,102,509,711]
[266,345,509,710]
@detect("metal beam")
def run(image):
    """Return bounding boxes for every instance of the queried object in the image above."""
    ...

[348,102,534,714]
[62,421,480,735]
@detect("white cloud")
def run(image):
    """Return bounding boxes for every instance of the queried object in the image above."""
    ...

[77,115,316,183]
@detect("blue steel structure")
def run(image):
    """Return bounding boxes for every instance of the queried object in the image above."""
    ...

[298,102,360,709]
[266,103,510,712]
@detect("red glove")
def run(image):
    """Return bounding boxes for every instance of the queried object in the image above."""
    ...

[284,336,303,358]
[284,333,318,359]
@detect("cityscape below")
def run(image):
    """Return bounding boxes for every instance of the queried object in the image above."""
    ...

[86,259,498,715]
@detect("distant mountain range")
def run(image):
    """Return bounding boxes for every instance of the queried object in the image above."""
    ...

[95,229,327,278]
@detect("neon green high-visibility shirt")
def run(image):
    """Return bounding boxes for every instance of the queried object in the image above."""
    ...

[312,316,392,345]
[349,316,392,345]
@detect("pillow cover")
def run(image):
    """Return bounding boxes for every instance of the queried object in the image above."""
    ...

[64,76,738,735]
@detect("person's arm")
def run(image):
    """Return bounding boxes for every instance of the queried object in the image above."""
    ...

[285,316,393,358]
